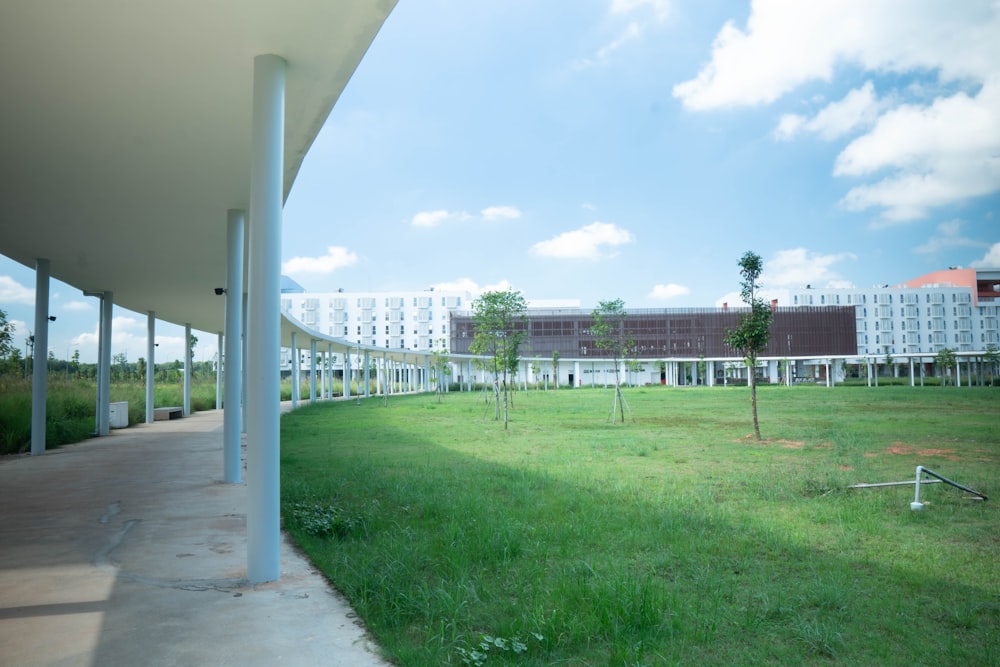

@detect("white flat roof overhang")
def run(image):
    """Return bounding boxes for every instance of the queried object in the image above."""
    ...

[0,1,396,333]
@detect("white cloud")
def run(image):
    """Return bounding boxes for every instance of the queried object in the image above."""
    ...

[430,277,512,298]
[597,21,641,61]
[773,114,806,141]
[970,242,1000,268]
[762,248,857,289]
[0,275,34,304]
[576,0,671,71]
[675,1,1000,223]
[413,208,513,227]
[673,0,999,110]
[775,81,880,141]
[411,209,456,228]
[62,300,93,312]
[836,78,1000,222]
[913,219,988,254]
[481,205,522,221]
[282,246,359,275]
[649,283,690,300]
[530,222,635,259]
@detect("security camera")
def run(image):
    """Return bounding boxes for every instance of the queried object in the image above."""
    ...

[214,287,225,295]
[47,315,56,322]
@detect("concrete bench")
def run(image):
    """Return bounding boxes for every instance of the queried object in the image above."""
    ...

[154,406,184,421]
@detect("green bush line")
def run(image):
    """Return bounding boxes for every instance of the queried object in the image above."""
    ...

[280,387,999,666]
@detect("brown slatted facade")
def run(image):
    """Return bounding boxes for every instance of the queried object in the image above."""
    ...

[449,307,857,359]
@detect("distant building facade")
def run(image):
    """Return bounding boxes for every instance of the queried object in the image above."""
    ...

[449,306,857,386]
[788,268,1000,356]
[278,267,998,386]
[280,284,473,351]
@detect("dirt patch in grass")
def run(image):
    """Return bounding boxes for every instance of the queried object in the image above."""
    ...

[886,442,912,455]
[916,448,960,460]
[734,437,817,449]
[880,442,960,460]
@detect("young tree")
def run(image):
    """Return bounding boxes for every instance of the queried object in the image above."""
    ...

[724,251,774,440]
[551,350,560,390]
[985,344,999,385]
[113,352,129,383]
[591,298,634,424]
[530,362,542,389]
[430,339,451,403]
[0,308,14,361]
[470,289,527,429]
[188,333,198,379]
[935,347,956,387]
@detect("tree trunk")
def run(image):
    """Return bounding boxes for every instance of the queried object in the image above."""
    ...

[749,360,761,440]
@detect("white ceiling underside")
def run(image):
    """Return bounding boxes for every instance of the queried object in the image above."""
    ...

[0,1,397,343]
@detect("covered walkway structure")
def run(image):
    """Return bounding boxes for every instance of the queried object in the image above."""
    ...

[0,0,399,585]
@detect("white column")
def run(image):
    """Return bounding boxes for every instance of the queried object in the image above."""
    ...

[290,331,298,409]
[320,348,326,399]
[98,291,113,436]
[309,339,317,403]
[241,291,248,433]
[146,312,156,423]
[224,210,244,483]
[364,350,371,397]
[30,259,50,455]
[246,53,284,584]
[183,323,192,416]
[327,343,333,398]
[216,331,223,408]
[344,349,351,400]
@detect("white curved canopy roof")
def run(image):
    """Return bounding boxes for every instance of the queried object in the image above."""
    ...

[0,1,396,335]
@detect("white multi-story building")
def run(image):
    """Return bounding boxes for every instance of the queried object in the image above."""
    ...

[788,268,1000,356]
[280,282,473,352]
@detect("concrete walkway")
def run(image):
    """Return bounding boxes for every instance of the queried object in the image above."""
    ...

[0,409,393,667]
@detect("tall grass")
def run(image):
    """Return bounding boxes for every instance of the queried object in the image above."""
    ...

[0,377,220,454]
[281,385,999,666]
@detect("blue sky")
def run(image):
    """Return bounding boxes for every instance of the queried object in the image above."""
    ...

[3,0,999,363]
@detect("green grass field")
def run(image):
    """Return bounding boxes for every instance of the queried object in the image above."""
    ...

[280,385,999,666]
